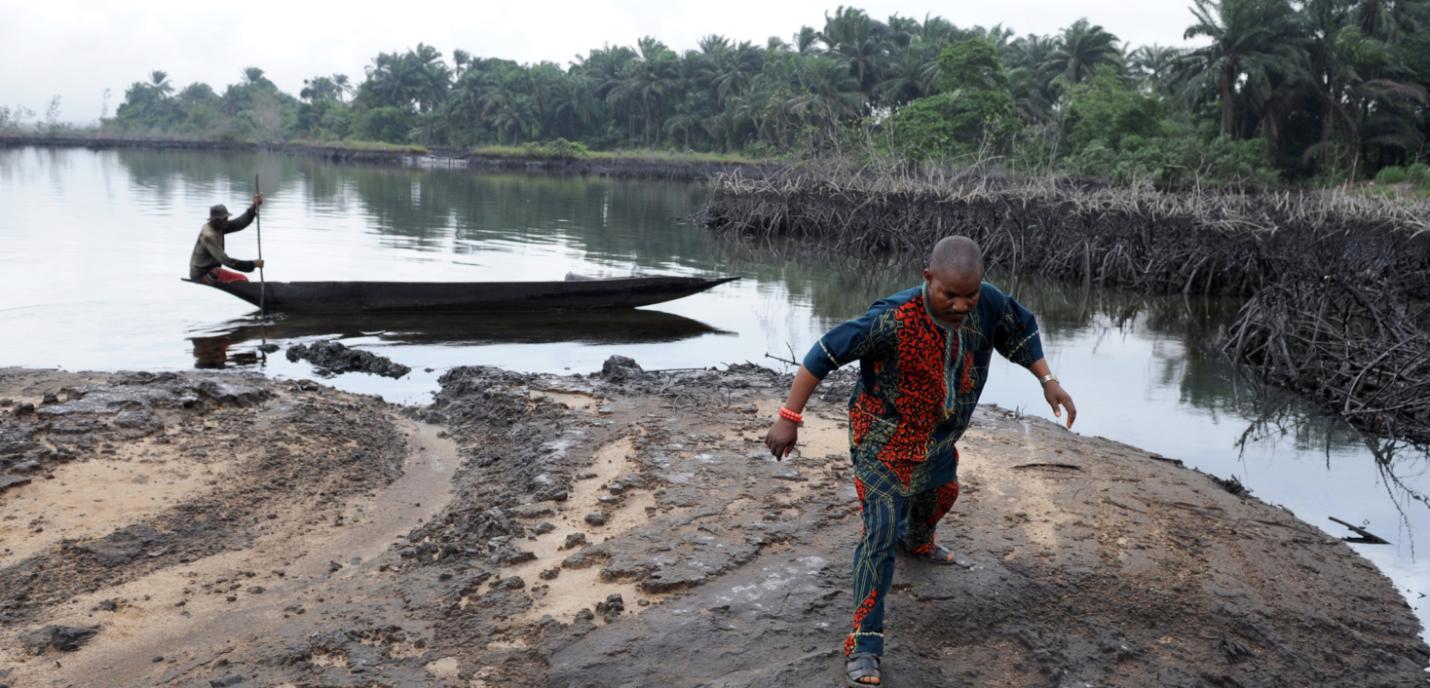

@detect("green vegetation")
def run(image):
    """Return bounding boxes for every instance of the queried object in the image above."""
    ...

[1376,165,1411,184]
[60,2,1430,183]
[1369,161,1430,195]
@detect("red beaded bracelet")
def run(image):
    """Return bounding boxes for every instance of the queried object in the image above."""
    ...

[779,407,804,424]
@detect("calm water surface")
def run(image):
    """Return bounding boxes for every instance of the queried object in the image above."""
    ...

[3,147,1429,638]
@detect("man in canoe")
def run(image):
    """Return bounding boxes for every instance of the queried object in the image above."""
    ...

[764,236,1077,687]
[189,193,264,283]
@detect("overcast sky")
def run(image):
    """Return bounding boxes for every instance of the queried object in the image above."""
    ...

[0,0,1199,125]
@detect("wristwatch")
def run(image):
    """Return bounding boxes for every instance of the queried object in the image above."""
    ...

[1038,373,1059,386]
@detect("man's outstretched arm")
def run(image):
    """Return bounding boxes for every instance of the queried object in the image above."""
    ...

[765,367,821,460]
[222,193,264,233]
[1028,357,1076,429]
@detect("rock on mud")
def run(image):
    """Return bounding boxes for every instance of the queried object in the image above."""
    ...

[21,625,98,654]
[74,524,161,566]
[599,355,644,382]
[285,340,411,378]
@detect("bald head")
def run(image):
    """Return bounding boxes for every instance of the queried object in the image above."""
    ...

[928,236,984,280]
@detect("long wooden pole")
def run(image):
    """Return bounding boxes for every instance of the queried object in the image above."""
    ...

[255,174,266,317]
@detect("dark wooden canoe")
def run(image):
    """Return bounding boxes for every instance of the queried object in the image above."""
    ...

[184,275,738,314]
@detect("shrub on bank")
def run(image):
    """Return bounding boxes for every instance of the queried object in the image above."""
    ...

[1376,166,1410,185]
[527,138,590,160]
[1407,163,1430,187]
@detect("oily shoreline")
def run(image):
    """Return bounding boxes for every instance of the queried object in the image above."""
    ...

[0,135,777,180]
[0,362,1425,687]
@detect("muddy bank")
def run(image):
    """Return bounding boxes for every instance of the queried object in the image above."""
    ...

[0,135,777,180]
[0,364,1424,687]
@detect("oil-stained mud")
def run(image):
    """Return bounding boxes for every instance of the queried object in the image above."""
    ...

[1,362,1424,687]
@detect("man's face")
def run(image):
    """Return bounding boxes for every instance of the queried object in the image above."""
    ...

[923,267,982,328]
[211,215,229,230]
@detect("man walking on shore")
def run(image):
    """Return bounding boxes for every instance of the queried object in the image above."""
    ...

[189,193,264,283]
[765,236,1076,687]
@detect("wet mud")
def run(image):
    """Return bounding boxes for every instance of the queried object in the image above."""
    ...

[0,363,1424,687]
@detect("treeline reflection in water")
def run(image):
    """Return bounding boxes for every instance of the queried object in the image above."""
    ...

[114,149,717,273]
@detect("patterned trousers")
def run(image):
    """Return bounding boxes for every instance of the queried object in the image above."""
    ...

[844,473,961,656]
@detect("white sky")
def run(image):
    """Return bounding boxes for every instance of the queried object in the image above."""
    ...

[0,0,1198,125]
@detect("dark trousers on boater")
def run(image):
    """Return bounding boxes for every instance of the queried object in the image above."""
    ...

[846,470,961,656]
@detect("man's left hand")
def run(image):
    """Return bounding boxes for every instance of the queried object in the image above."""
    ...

[1044,382,1076,429]
[252,192,264,208]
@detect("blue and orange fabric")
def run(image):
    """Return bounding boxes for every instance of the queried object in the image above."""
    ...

[801,282,1044,657]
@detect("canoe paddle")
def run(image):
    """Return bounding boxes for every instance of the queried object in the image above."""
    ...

[255,173,266,317]
[254,173,271,363]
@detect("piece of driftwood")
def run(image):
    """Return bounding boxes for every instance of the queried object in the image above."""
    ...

[1328,516,1390,545]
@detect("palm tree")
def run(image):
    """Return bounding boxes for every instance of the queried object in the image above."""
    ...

[818,6,891,98]
[1356,0,1419,42]
[1299,0,1427,175]
[712,42,763,105]
[878,43,937,105]
[1005,35,1060,122]
[409,43,451,113]
[551,72,599,140]
[603,38,680,145]
[148,70,174,98]
[1179,0,1311,138]
[453,49,472,79]
[241,67,267,87]
[1043,19,1122,84]
[332,74,352,103]
[300,76,340,102]
[1131,45,1183,94]
[795,26,820,54]
[784,54,865,149]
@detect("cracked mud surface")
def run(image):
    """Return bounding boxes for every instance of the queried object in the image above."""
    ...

[0,363,1424,687]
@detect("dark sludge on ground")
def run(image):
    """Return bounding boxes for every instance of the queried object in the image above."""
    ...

[0,361,1424,687]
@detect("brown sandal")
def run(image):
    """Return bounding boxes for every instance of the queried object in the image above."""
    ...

[845,652,882,686]
[901,542,975,568]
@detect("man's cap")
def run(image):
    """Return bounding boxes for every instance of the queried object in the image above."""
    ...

[209,204,230,220]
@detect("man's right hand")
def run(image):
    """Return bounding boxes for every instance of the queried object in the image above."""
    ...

[765,418,799,461]
[253,259,265,269]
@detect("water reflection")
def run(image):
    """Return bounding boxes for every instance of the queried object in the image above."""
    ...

[113,151,717,269]
[188,309,730,369]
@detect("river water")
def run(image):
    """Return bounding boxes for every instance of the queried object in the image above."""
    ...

[3,146,1428,637]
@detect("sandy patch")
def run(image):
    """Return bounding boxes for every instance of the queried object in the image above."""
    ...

[507,437,660,622]
[531,389,603,414]
[0,443,235,567]
[0,420,459,688]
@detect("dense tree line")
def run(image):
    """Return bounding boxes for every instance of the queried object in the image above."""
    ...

[99,1,1430,184]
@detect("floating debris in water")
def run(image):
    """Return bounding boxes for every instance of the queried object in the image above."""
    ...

[286,340,411,378]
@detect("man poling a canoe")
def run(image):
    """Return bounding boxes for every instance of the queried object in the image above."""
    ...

[189,193,265,284]
[764,236,1077,687]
